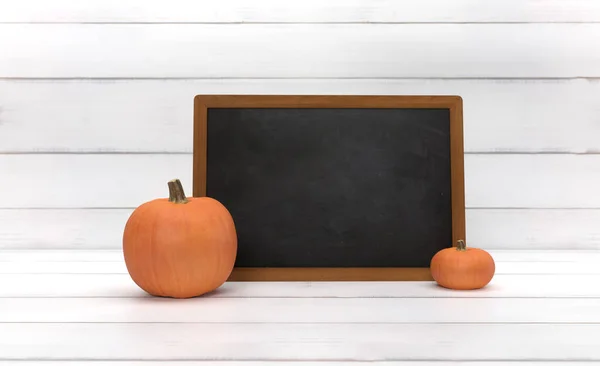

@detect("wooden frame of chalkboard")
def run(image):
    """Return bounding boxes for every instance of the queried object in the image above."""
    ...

[193,95,465,281]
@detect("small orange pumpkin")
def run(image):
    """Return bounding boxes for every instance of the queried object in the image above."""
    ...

[430,240,495,290]
[123,179,237,298]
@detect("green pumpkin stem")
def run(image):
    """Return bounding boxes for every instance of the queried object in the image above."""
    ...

[168,179,189,204]
[456,239,467,251]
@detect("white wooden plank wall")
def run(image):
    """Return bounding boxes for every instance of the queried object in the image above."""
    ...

[1,1,599,250]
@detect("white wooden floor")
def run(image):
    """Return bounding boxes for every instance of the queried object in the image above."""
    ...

[2,249,600,365]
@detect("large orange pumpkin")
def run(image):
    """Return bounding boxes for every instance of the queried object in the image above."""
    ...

[430,240,495,290]
[123,179,237,298]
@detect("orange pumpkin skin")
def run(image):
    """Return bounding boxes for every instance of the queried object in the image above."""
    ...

[430,241,495,290]
[123,180,237,299]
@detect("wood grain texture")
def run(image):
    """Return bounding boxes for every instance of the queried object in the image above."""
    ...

[450,97,465,244]
[1,322,600,361]
[2,0,599,23]
[1,24,599,78]
[192,95,207,197]
[228,268,434,281]
[1,154,599,209]
[2,272,600,298]
[195,94,463,108]
[2,297,600,323]
[2,79,598,154]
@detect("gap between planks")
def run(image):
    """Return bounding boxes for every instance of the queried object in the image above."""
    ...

[0,364,596,366]
[0,359,598,366]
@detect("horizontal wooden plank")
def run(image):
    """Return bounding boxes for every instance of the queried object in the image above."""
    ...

[466,209,600,250]
[1,154,599,209]
[0,273,598,298]
[1,254,599,274]
[0,249,126,261]
[0,154,193,208]
[4,249,600,263]
[3,209,600,250]
[1,323,599,361]
[1,297,599,323]
[495,262,600,274]
[2,79,599,154]
[0,209,131,249]
[465,154,600,209]
[3,0,600,23]
[0,261,124,274]
[1,24,598,78]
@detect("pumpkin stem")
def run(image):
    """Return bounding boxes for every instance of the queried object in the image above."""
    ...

[456,240,467,251]
[168,179,189,204]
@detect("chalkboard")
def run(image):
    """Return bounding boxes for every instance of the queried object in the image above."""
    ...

[193,95,465,281]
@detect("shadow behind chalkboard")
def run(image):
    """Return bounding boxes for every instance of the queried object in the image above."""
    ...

[193,96,465,281]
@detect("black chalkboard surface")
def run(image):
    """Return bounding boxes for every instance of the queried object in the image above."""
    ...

[193,96,465,281]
